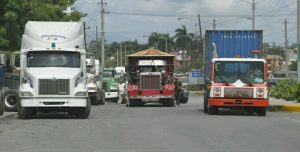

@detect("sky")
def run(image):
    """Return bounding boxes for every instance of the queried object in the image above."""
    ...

[74,0,297,46]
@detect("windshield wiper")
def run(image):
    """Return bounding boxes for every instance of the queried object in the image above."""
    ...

[239,75,252,86]
[216,76,229,86]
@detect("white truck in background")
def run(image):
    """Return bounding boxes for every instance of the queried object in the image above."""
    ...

[114,66,126,82]
[86,57,105,105]
[18,21,91,119]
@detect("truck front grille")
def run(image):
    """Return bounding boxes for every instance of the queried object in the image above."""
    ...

[224,88,253,98]
[140,75,161,90]
[39,79,69,95]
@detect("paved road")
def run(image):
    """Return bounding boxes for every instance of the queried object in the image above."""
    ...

[1,94,300,152]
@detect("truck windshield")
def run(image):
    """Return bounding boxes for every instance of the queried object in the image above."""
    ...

[27,51,80,68]
[214,61,264,84]
[139,66,165,72]
[103,70,114,77]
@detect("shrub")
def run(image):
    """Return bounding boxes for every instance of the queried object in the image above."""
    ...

[269,79,298,100]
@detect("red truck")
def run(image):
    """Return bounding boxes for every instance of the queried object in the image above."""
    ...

[126,48,176,107]
[203,30,268,116]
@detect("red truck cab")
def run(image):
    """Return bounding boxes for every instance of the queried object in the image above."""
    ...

[204,58,269,116]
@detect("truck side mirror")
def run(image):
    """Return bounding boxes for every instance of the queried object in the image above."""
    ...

[202,74,210,82]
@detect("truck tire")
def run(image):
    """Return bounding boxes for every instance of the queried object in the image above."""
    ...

[208,106,218,115]
[17,101,33,119]
[90,96,98,105]
[203,91,208,113]
[4,89,19,112]
[127,99,138,107]
[99,90,106,105]
[113,97,119,103]
[91,90,105,105]
[76,98,91,119]
[0,89,4,115]
[256,107,266,116]
[167,99,175,107]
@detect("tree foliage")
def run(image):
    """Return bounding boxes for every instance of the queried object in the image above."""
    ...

[0,0,84,51]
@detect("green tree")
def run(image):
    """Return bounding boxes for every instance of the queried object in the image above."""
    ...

[2,0,84,51]
[0,0,9,49]
[148,32,175,52]
[174,25,194,51]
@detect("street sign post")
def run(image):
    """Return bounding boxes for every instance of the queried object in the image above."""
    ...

[192,71,201,77]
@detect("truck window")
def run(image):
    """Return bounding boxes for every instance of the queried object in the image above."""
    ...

[103,70,114,77]
[27,51,80,68]
[214,61,264,84]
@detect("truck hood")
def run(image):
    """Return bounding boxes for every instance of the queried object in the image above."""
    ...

[26,68,81,79]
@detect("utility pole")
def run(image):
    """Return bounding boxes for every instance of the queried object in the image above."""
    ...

[83,23,90,52]
[96,26,98,58]
[96,26,98,41]
[198,14,202,39]
[213,19,216,30]
[298,0,300,81]
[252,0,256,30]
[198,13,204,71]
[285,19,289,78]
[117,49,119,66]
[100,0,105,70]
[120,43,122,67]
[165,37,168,52]
[124,45,127,66]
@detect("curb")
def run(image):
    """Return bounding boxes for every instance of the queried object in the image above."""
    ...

[268,105,300,112]
[0,112,17,120]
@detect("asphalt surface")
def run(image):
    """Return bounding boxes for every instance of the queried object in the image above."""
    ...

[1,94,300,152]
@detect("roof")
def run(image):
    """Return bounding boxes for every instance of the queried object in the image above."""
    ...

[127,48,174,57]
[212,58,266,63]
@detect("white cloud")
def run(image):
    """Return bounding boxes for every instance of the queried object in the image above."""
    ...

[75,0,297,44]
[203,0,235,13]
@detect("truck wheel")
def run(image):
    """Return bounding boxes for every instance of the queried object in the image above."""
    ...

[76,98,91,119]
[208,107,218,115]
[90,96,98,105]
[99,90,106,105]
[17,101,33,119]
[127,99,136,107]
[167,99,175,107]
[113,97,119,103]
[4,89,19,112]
[0,90,4,115]
[203,91,208,113]
[256,107,266,116]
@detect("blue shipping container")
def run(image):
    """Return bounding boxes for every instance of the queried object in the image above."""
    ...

[204,30,263,76]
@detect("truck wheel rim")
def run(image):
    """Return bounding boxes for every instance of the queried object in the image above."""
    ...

[5,94,18,107]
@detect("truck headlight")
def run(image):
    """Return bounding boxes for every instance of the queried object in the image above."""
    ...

[257,88,264,94]
[214,87,221,93]
[213,87,221,97]
[163,85,169,90]
[75,92,87,96]
[21,92,33,96]
[256,88,264,98]
[88,86,97,91]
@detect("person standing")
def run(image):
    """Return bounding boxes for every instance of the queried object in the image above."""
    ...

[117,81,126,104]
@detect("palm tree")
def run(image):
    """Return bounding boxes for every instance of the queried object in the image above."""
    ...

[174,25,194,51]
[148,32,175,52]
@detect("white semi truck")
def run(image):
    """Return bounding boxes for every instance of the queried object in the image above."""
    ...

[86,57,105,105]
[18,21,91,119]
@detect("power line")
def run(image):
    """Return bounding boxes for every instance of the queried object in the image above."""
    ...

[106,11,295,18]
